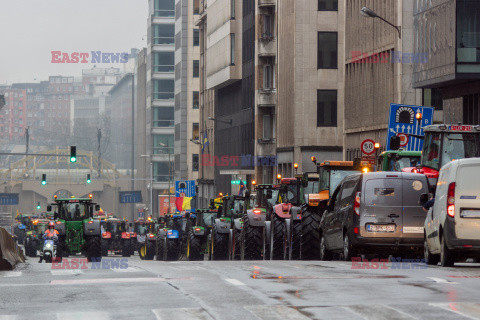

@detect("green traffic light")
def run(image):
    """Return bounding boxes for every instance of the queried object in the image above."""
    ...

[36,206,40,210]
[70,157,76,163]
[41,181,46,185]
[87,179,91,184]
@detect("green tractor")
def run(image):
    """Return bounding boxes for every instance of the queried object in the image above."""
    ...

[186,208,218,261]
[24,218,50,258]
[377,150,421,172]
[47,196,103,262]
[156,214,186,261]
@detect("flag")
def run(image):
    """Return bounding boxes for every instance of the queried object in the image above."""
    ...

[202,130,209,154]
[175,197,193,211]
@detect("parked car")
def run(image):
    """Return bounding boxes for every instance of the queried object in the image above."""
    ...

[423,158,480,267]
[319,172,430,261]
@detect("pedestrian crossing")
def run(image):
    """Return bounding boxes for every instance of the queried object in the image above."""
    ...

[1,304,479,320]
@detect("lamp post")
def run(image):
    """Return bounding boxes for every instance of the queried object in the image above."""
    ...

[140,155,153,218]
[360,7,401,38]
[158,142,172,214]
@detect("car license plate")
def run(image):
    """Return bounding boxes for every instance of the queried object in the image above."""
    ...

[366,224,395,232]
[461,210,480,218]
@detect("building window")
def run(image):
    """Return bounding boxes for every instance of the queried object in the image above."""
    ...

[230,34,235,65]
[318,0,338,11]
[463,94,480,125]
[153,161,173,182]
[192,154,199,171]
[193,29,199,46]
[153,24,175,45]
[456,0,480,69]
[153,52,174,73]
[193,91,199,109]
[317,32,338,69]
[263,114,274,139]
[193,0,199,14]
[153,134,174,155]
[422,88,443,110]
[154,0,174,17]
[262,14,273,39]
[263,63,274,89]
[193,60,199,78]
[192,123,199,140]
[153,107,174,127]
[317,90,337,127]
[231,0,235,18]
[153,80,174,100]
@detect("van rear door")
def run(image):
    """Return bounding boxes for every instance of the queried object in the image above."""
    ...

[361,177,402,238]
[401,176,428,238]
[456,163,480,240]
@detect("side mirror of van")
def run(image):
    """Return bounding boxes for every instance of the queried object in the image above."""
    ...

[419,193,429,205]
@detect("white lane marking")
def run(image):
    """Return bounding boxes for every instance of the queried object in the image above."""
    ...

[225,278,245,286]
[0,316,18,320]
[429,303,480,320]
[111,267,142,273]
[56,312,111,320]
[427,277,458,284]
[152,308,212,320]
[0,272,22,277]
[51,269,83,276]
[347,304,416,320]
[246,305,311,320]
[50,277,191,285]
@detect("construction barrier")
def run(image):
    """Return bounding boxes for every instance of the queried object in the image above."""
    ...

[0,227,25,270]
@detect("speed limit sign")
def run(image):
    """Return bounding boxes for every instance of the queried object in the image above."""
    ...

[361,139,376,155]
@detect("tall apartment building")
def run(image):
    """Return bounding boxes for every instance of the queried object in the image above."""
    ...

[0,87,27,143]
[413,0,480,125]
[343,0,422,159]
[174,0,201,182]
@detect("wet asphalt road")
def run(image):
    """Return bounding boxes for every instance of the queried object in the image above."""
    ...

[1,253,480,320]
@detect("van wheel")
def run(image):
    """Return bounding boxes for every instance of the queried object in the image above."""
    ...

[440,236,455,267]
[343,234,357,261]
[424,238,439,265]
[320,234,333,261]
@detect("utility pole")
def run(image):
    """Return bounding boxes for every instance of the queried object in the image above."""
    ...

[97,128,102,178]
[25,127,30,154]
[130,73,135,220]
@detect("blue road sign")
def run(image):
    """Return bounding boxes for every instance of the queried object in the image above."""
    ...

[0,193,19,205]
[386,104,434,151]
[119,191,142,204]
[175,180,196,197]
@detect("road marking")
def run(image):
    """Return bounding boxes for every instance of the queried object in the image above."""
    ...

[56,312,111,320]
[246,305,311,320]
[427,277,458,284]
[429,303,480,320]
[225,278,245,286]
[152,308,212,320]
[50,277,192,285]
[347,304,416,320]
[0,272,22,277]
[51,269,83,276]
[111,267,142,273]
[0,316,18,320]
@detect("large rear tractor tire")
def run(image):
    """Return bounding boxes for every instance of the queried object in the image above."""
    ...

[155,238,166,261]
[188,231,203,261]
[232,228,242,260]
[144,240,155,260]
[290,220,301,260]
[301,208,321,260]
[122,240,131,257]
[271,215,285,260]
[212,225,229,260]
[166,239,180,261]
[242,213,263,260]
[86,237,102,262]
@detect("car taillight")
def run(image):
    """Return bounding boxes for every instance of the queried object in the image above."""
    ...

[354,227,359,234]
[354,192,361,216]
[102,232,111,239]
[167,232,173,235]
[121,232,131,239]
[88,220,93,224]
[195,228,201,231]
[148,234,155,238]
[253,209,262,215]
[447,182,455,218]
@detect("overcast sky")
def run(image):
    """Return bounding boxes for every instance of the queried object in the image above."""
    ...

[0,0,148,84]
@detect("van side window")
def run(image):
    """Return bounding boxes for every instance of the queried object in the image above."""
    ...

[339,177,360,208]
[329,185,341,211]
[365,179,402,206]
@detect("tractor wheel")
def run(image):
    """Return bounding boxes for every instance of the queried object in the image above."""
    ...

[30,240,38,258]
[320,233,333,261]
[25,239,33,257]
[290,220,301,260]
[155,238,164,261]
[101,241,108,257]
[271,215,285,260]
[232,228,242,260]
[166,239,180,261]
[188,230,203,261]
[212,225,229,260]
[144,240,155,260]
[301,208,321,260]
[242,213,263,260]
[122,240,131,257]
[86,237,102,262]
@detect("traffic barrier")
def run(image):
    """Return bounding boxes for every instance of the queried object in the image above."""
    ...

[0,226,25,270]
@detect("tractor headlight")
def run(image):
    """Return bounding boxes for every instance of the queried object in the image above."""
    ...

[45,243,52,249]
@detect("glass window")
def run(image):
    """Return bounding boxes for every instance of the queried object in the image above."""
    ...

[365,179,402,206]
[263,114,273,139]
[318,32,338,69]
[192,154,199,171]
[230,34,235,65]
[231,0,235,18]
[154,0,175,17]
[262,15,273,37]
[456,0,480,65]
[153,52,174,73]
[422,88,443,110]
[441,133,480,166]
[317,90,337,127]
[422,132,441,169]
[193,60,199,77]
[153,107,174,127]
[192,91,199,109]
[153,134,174,154]
[193,0,199,14]
[192,123,199,140]
[263,64,273,89]
[153,24,175,45]
[193,29,199,46]
[153,79,174,100]
[153,161,174,182]
[318,0,337,11]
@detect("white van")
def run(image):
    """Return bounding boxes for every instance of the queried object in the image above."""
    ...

[423,158,480,267]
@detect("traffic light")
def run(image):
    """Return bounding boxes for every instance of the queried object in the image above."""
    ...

[41,174,47,185]
[87,174,91,184]
[36,202,40,210]
[70,146,77,163]
[390,135,400,150]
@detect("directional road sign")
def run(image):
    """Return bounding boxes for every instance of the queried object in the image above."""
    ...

[0,193,18,206]
[119,191,142,204]
[175,180,196,197]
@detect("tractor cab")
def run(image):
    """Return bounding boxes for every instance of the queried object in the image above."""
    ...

[377,150,421,172]
[254,185,280,210]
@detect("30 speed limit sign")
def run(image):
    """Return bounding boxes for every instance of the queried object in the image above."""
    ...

[361,139,376,155]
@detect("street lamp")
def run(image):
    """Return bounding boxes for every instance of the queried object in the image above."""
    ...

[360,7,401,38]
[208,116,232,125]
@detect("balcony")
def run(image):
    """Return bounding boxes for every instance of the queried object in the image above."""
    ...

[258,36,277,57]
[257,89,277,107]
[258,0,275,8]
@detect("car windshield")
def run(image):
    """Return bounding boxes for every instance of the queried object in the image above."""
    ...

[441,133,480,166]
[202,212,216,227]
[391,156,421,171]
[135,223,148,235]
[58,203,88,221]
[279,185,299,204]
[232,199,244,214]
[256,189,279,208]
[304,180,319,194]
